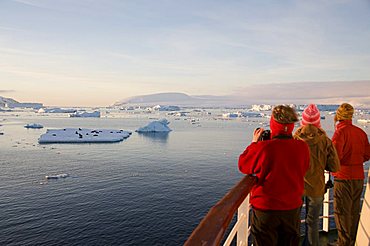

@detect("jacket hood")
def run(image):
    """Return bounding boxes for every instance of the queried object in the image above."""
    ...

[294,124,326,145]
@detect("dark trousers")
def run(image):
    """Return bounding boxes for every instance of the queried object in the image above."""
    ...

[251,207,301,246]
[302,196,324,246]
[333,179,364,246]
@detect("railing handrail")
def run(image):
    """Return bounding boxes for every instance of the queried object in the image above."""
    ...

[184,175,257,246]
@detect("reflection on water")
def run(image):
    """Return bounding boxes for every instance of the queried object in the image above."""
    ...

[137,131,170,142]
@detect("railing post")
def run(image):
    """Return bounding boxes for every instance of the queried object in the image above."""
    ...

[322,172,330,232]
[237,194,250,246]
[355,170,370,244]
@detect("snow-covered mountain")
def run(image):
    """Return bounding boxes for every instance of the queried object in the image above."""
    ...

[114,81,370,108]
[0,96,19,107]
[0,96,43,109]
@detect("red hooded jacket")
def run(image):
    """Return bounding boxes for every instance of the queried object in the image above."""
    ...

[332,120,370,180]
[238,136,310,211]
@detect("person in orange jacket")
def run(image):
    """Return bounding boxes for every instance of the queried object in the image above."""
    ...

[331,103,370,246]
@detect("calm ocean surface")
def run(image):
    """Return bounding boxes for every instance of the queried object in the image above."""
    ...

[1,110,369,245]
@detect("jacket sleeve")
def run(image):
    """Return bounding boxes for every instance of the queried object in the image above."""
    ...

[325,137,340,172]
[238,142,261,175]
[364,134,370,162]
[332,130,344,161]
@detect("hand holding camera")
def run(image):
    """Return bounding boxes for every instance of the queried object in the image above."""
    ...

[253,128,271,142]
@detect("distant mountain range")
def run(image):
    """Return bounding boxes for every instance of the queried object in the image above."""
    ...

[114,81,370,108]
[2,81,370,108]
[114,92,236,107]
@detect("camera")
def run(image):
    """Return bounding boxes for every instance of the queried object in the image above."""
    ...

[256,128,271,141]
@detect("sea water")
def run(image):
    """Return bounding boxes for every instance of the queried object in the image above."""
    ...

[0,110,369,245]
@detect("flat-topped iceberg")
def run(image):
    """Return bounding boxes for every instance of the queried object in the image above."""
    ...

[25,123,44,129]
[70,111,100,118]
[39,108,77,113]
[136,119,172,132]
[39,128,132,144]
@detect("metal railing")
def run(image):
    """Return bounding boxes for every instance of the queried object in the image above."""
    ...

[185,169,369,246]
[184,175,257,246]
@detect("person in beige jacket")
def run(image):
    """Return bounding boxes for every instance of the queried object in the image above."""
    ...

[294,104,340,246]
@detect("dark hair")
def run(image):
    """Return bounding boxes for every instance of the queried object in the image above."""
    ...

[272,105,298,124]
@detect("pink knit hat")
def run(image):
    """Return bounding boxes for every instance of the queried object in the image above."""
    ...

[301,104,321,128]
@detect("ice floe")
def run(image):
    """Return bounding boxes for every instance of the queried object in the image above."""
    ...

[25,123,44,129]
[39,128,132,143]
[70,111,100,118]
[45,173,69,179]
[39,108,77,113]
[136,119,172,132]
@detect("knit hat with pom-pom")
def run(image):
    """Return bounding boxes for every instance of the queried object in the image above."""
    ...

[301,104,321,128]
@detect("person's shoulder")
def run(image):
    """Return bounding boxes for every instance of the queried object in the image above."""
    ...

[291,138,309,147]
[316,129,330,141]
[323,134,334,144]
[346,124,367,136]
[294,125,304,133]
[292,137,306,142]
[352,123,366,132]
[353,125,368,138]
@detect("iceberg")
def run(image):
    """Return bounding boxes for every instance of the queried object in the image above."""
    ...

[39,128,132,144]
[153,105,181,111]
[70,111,100,118]
[25,123,44,129]
[136,119,172,132]
[251,104,272,111]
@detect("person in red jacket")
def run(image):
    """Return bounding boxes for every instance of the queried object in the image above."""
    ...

[331,103,370,246]
[238,105,310,246]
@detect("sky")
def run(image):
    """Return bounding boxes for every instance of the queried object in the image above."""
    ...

[0,0,370,107]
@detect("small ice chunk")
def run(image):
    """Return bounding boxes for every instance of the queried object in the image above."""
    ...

[25,123,43,129]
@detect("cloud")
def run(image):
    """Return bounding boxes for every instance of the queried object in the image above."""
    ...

[0,90,15,93]
[11,0,50,9]
[233,81,370,107]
